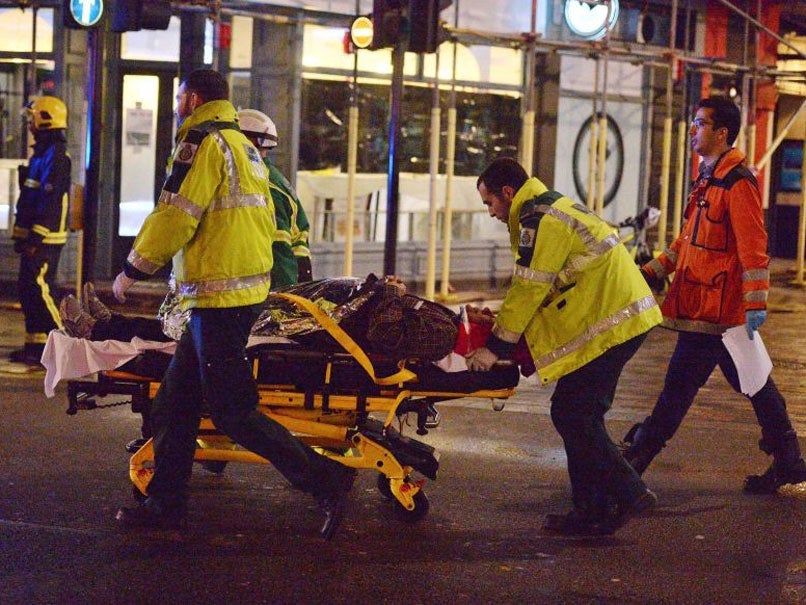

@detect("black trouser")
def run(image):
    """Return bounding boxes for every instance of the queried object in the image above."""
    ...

[17,244,62,349]
[641,331,794,450]
[146,304,343,512]
[550,334,649,516]
[93,314,170,342]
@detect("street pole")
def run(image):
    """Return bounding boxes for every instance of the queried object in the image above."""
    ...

[81,27,103,283]
[383,40,405,276]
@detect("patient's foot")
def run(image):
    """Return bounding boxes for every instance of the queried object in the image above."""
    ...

[60,295,96,339]
[83,282,112,323]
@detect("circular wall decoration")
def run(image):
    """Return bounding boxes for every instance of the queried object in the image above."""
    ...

[571,112,624,208]
[564,0,620,41]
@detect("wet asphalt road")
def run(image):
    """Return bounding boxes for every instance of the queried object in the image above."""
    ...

[0,266,804,604]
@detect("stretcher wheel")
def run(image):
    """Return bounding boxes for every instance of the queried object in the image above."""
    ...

[377,475,430,521]
[396,490,429,523]
[132,485,147,504]
[376,474,395,500]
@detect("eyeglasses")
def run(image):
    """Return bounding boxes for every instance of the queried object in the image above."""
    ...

[691,118,716,129]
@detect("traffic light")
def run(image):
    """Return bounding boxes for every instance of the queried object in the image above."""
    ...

[112,0,171,33]
[370,0,452,53]
[408,0,452,54]
[370,0,406,50]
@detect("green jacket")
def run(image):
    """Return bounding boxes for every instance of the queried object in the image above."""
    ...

[488,177,662,384]
[124,100,276,309]
[267,161,311,289]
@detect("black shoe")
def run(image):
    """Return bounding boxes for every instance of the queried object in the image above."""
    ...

[8,348,43,366]
[115,501,186,530]
[316,468,356,540]
[198,460,228,474]
[612,488,658,528]
[425,404,441,429]
[542,509,616,536]
[125,438,149,454]
[744,460,806,494]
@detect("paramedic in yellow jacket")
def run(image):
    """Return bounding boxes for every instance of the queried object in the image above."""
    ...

[111,69,353,540]
[469,157,662,537]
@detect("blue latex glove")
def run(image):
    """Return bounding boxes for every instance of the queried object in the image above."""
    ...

[745,309,767,340]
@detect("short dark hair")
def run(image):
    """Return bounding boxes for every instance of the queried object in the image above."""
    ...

[477,157,529,194]
[697,96,741,145]
[183,69,229,103]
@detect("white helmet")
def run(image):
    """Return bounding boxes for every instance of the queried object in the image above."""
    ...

[238,108,278,149]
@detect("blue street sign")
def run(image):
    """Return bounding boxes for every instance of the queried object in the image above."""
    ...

[70,0,104,27]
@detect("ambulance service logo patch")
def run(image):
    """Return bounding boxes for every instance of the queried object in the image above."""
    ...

[244,143,268,179]
[519,227,536,248]
[175,142,198,164]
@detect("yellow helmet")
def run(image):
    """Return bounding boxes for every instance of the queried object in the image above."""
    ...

[25,96,67,130]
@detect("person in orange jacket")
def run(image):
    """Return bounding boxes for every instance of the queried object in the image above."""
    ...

[622,96,806,494]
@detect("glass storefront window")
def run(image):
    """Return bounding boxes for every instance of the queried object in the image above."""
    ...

[230,15,253,69]
[299,79,520,176]
[0,8,53,53]
[119,75,160,236]
[121,16,181,62]
[303,24,420,76]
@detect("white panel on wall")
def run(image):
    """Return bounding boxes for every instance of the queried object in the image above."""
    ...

[554,95,644,225]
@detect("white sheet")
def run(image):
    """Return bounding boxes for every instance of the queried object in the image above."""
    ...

[41,331,177,398]
[41,332,294,398]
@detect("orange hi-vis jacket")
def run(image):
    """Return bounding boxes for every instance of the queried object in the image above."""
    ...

[644,147,770,335]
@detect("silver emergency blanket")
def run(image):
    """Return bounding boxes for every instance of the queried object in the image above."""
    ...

[250,275,378,338]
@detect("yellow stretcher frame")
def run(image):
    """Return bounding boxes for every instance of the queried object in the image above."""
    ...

[71,293,518,521]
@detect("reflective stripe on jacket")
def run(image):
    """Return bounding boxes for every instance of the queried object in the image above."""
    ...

[126,100,276,309]
[643,148,769,334]
[267,161,311,289]
[489,177,662,385]
[12,134,70,246]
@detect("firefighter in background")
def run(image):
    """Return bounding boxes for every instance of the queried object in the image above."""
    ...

[238,108,313,288]
[10,96,71,366]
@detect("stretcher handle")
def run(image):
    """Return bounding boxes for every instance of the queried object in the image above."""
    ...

[273,293,417,386]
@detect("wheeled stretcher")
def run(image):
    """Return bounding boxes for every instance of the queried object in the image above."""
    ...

[54,294,520,520]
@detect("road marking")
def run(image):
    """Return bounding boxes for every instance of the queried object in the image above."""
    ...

[0,518,101,536]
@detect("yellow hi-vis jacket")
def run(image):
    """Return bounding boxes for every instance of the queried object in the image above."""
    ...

[488,177,662,385]
[124,100,276,309]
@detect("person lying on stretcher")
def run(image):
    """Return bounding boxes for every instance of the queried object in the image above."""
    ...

[60,274,534,374]
[59,275,531,453]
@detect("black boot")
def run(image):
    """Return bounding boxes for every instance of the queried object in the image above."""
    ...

[305,451,356,540]
[744,430,806,494]
[621,421,665,476]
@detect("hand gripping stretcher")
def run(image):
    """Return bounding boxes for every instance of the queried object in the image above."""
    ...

[56,294,520,521]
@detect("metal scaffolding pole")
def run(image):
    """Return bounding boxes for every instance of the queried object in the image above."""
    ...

[425,50,441,301]
[796,128,806,286]
[656,0,679,252]
[594,1,613,217]
[519,0,538,173]
[343,13,360,276]
[439,4,460,301]
[586,57,599,210]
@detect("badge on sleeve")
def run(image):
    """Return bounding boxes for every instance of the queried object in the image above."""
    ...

[175,142,198,164]
[519,227,536,248]
[244,143,268,179]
